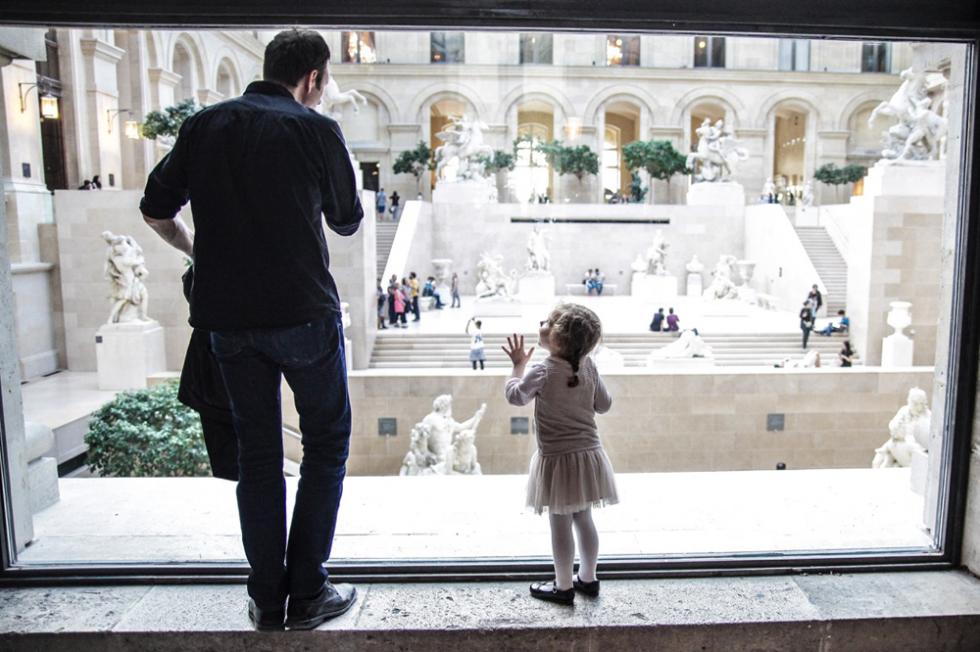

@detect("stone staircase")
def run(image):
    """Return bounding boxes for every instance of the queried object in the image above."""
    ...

[795,226,848,314]
[369,332,855,369]
[376,221,399,278]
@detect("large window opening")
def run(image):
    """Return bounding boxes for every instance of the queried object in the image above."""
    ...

[0,24,973,579]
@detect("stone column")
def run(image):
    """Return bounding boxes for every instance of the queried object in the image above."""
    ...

[115,30,156,190]
[650,125,684,204]
[735,127,768,202]
[387,123,424,199]
[78,37,125,188]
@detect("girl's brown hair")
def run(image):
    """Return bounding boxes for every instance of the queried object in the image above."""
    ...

[548,303,603,387]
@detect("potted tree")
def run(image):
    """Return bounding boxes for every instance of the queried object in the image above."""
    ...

[536,140,599,202]
[140,98,201,147]
[393,141,435,198]
[814,162,867,203]
[622,139,689,204]
[474,149,516,201]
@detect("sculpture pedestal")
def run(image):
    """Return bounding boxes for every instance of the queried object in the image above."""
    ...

[686,181,745,207]
[473,299,522,318]
[518,272,555,302]
[631,273,678,300]
[686,274,703,297]
[96,320,167,390]
[432,179,495,204]
[881,332,914,367]
[864,160,945,198]
[795,206,819,227]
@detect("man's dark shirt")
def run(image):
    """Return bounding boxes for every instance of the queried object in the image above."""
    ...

[140,81,363,331]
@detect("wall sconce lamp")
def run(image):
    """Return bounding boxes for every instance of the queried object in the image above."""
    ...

[106,108,132,135]
[123,120,142,140]
[19,83,60,119]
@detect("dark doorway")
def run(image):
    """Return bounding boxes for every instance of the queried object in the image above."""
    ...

[360,161,380,192]
[36,29,67,191]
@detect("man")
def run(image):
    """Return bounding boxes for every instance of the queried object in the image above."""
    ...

[140,29,362,631]
[409,271,421,321]
[649,307,665,332]
[375,186,386,220]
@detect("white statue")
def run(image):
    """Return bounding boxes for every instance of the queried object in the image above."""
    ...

[399,395,486,475]
[435,114,495,181]
[775,350,821,368]
[645,230,669,276]
[322,77,367,120]
[648,329,713,362]
[801,181,814,208]
[686,118,748,182]
[685,255,705,276]
[871,67,948,162]
[591,344,625,373]
[475,252,518,300]
[102,231,150,324]
[872,387,932,468]
[703,255,740,300]
[525,226,551,273]
[761,177,776,202]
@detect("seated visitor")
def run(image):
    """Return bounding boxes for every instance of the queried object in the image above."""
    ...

[818,309,849,336]
[649,307,665,332]
[423,276,445,309]
[589,269,604,295]
[583,269,593,290]
[665,307,680,332]
[839,340,855,367]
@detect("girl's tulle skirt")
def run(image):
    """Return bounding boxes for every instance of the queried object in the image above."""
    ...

[526,446,619,515]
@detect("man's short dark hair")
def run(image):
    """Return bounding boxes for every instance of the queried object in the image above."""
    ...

[263,29,330,89]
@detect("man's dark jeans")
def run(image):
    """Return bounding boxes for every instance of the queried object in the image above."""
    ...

[210,315,350,609]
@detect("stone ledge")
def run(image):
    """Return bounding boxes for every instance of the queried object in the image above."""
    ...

[1,571,979,650]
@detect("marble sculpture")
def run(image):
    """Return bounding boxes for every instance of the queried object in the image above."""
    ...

[102,231,150,324]
[686,118,748,182]
[435,115,494,181]
[322,77,367,120]
[525,226,551,272]
[400,395,487,475]
[703,255,740,300]
[870,67,948,161]
[872,387,932,468]
[475,252,518,300]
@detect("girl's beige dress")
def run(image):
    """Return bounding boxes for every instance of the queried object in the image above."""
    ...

[505,355,619,515]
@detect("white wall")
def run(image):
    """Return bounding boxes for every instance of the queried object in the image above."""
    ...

[744,204,824,314]
[392,200,744,295]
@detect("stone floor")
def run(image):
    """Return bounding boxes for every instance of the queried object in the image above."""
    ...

[2,571,980,650]
[17,468,931,565]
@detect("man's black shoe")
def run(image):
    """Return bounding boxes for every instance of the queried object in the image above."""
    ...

[247,599,285,631]
[285,583,357,630]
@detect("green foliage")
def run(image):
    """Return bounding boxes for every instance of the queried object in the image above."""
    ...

[140,99,201,141]
[393,141,435,178]
[814,163,868,187]
[622,140,689,185]
[85,382,210,477]
[535,140,599,181]
[475,149,516,173]
[629,171,648,203]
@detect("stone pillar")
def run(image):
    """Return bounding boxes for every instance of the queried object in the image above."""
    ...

[387,123,423,199]
[79,37,125,188]
[324,190,378,370]
[735,128,767,203]
[815,130,849,203]
[650,125,684,204]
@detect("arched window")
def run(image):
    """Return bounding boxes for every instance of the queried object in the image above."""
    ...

[216,61,235,98]
[602,125,621,194]
[173,42,195,102]
[513,123,551,203]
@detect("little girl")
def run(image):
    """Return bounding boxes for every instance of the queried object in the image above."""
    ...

[503,303,618,605]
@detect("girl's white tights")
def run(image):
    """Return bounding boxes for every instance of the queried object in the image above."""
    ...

[548,507,599,590]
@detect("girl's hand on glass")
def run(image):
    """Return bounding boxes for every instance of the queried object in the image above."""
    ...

[502,333,535,367]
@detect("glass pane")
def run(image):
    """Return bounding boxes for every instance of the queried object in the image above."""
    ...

[520,33,553,64]
[710,36,726,67]
[694,36,709,67]
[3,27,967,572]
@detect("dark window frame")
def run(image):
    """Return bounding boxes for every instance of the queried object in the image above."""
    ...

[341,30,376,64]
[0,1,978,587]
[430,31,465,63]
[862,41,892,72]
[694,35,726,68]
[606,34,640,66]
[519,32,553,64]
